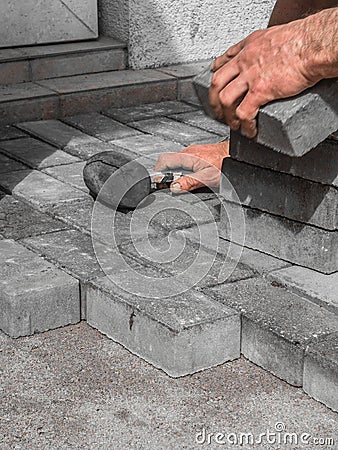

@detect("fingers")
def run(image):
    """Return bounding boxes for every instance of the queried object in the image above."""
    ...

[236,91,267,138]
[218,77,248,130]
[209,61,240,121]
[212,40,244,71]
[170,175,205,194]
[154,151,198,172]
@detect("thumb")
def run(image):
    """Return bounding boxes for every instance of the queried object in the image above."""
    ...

[170,175,205,194]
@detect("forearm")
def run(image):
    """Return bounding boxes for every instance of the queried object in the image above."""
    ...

[268,0,338,26]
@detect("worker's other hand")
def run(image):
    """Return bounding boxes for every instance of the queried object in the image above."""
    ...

[153,141,229,194]
[210,16,325,138]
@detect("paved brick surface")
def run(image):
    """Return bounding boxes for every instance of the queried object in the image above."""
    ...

[230,133,338,187]
[0,169,87,210]
[0,239,80,337]
[158,60,211,79]
[0,137,80,169]
[128,117,220,146]
[206,278,338,386]
[219,201,337,274]
[181,223,291,275]
[169,110,230,137]
[16,119,99,151]
[43,162,88,192]
[63,113,142,141]
[111,134,183,157]
[86,275,240,377]
[221,157,338,230]
[0,152,28,173]
[0,125,27,140]
[44,197,94,232]
[268,266,338,314]
[120,234,256,289]
[105,100,198,124]
[0,194,67,240]
[0,61,30,85]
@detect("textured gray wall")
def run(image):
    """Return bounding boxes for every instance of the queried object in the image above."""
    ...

[99,0,275,69]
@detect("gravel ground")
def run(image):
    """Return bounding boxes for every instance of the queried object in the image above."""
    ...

[1,322,337,450]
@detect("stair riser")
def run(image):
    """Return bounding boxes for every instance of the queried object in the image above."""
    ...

[0,48,127,85]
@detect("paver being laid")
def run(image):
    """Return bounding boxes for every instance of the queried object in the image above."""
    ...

[86,275,240,377]
[303,333,338,412]
[105,100,198,124]
[0,137,80,169]
[221,157,338,230]
[0,194,67,240]
[267,266,338,314]
[128,117,220,146]
[0,239,80,338]
[63,112,142,141]
[205,277,338,386]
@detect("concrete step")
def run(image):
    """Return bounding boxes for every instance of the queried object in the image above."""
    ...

[0,38,127,85]
[0,69,178,125]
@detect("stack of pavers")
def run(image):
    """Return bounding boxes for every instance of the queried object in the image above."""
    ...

[195,71,338,410]
[220,79,338,274]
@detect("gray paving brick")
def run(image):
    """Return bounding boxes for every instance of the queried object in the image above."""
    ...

[16,119,99,150]
[178,78,201,106]
[105,101,198,124]
[86,275,240,377]
[0,153,27,173]
[120,233,256,289]
[256,79,338,156]
[0,125,27,141]
[0,170,87,209]
[30,48,126,80]
[43,162,88,192]
[0,239,80,338]
[37,69,175,94]
[267,266,338,314]
[110,134,183,157]
[0,137,80,169]
[169,110,230,137]
[128,117,220,146]
[219,201,338,273]
[63,113,142,141]
[0,48,25,62]
[230,132,338,187]
[181,223,291,275]
[0,82,56,103]
[59,81,177,117]
[158,60,211,79]
[44,198,94,232]
[221,158,338,230]
[0,194,67,240]
[303,333,338,412]
[205,277,338,386]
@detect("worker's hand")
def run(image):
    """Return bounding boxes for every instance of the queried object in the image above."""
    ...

[210,10,335,138]
[153,141,229,194]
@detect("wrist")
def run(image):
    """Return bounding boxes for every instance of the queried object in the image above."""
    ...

[301,8,338,82]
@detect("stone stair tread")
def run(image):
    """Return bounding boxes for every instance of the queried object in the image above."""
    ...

[36,69,175,94]
[0,37,126,62]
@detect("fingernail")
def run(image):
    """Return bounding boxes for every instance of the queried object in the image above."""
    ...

[171,182,183,194]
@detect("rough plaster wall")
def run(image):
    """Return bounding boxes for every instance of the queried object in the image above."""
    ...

[98,0,129,41]
[99,0,276,69]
